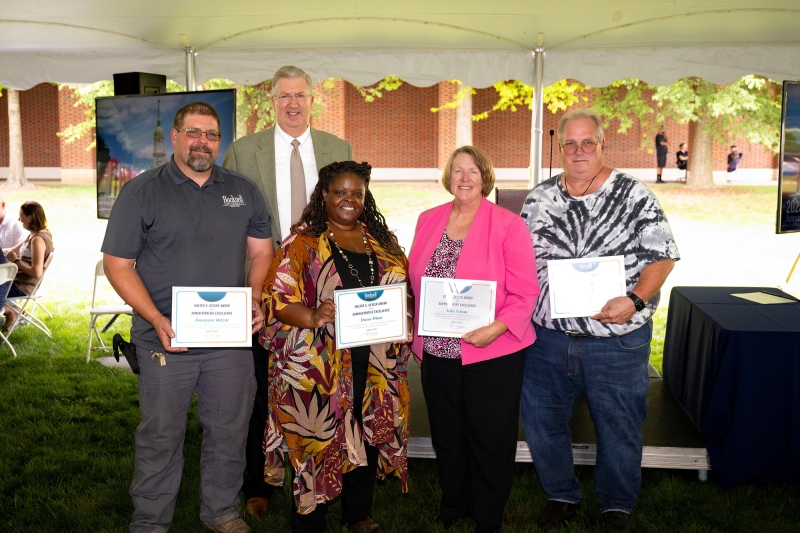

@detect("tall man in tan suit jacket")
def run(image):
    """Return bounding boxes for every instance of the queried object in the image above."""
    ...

[222,66,353,519]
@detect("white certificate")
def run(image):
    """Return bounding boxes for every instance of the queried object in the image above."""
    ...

[334,283,408,350]
[171,287,252,348]
[418,277,497,338]
[547,256,626,319]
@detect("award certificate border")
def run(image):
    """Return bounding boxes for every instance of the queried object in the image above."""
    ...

[171,286,252,348]
[418,278,497,337]
[334,283,408,350]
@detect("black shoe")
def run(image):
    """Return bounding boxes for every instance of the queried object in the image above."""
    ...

[474,523,500,533]
[538,500,578,530]
[603,511,633,533]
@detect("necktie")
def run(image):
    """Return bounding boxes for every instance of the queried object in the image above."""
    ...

[290,139,306,226]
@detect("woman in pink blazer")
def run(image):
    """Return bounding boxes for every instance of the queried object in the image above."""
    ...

[408,146,540,533]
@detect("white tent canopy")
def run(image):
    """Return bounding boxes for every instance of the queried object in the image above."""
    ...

[2,1,800,90]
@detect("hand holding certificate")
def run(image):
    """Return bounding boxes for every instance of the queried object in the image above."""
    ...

[334,283,408,349]
[418,277,497,338]
[547,256,626,319]
[171,287,253,348]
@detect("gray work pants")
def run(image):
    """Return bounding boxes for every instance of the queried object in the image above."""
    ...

[128,346,256,533]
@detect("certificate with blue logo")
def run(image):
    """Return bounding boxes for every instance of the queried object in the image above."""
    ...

[418,277,497,338]
[334,283,408,350]
[171,287,252,348]
[547,256,626,319]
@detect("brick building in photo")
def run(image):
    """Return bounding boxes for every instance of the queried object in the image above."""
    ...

[1,81,778,185]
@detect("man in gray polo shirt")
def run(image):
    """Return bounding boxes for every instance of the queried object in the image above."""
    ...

[102,101,274,533]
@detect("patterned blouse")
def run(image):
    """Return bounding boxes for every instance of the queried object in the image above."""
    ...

[422,230,464,359]
[260,224,412,514]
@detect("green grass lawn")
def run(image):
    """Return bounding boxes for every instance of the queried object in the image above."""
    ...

[1,184,799,532]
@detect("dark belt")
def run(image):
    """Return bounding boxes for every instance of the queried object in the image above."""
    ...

[564,330,596,338]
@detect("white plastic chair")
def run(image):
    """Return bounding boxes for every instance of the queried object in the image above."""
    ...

[87,259,133,363]
[5,252,54,338]
[0,263,18,357]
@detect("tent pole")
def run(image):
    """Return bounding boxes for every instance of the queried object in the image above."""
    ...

[529,41,545,189]
[184,47,196,91]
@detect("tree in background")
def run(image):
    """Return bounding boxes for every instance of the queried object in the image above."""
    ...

[593,76,782,188]
[1,86,31,188]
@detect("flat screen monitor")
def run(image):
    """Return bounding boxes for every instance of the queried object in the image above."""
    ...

[95,89,236,219]
[777,81,800,234]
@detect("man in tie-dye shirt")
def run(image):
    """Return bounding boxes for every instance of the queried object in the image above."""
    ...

[520,109,679,533]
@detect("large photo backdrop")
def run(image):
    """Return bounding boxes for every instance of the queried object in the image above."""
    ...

[778,82,800,234]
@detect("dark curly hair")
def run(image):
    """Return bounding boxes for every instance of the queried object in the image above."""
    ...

[291,161,403,256]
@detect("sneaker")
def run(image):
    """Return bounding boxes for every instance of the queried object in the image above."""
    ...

[202,517,251,533]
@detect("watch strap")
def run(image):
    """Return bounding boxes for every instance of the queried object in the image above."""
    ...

[627,292,646,312]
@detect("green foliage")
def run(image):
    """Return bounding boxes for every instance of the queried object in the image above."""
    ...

[432,79,587,121]
[593,76,782,153]
[348,76,404,103]
[56,81,113,150]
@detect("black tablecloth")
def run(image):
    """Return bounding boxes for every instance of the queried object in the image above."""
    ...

[663,287,800,489]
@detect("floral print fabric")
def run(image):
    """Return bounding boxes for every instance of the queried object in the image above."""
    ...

[422,230,464,359]
[260,225,412,514]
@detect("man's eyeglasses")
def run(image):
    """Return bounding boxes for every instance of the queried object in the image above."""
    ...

[275,93,310,102]
[177,128,221,141]
[561,140,601,155]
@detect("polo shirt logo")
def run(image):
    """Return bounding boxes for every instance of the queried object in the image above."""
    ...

[222,195,246,207]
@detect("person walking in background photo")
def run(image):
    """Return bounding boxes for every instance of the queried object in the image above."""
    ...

[727,145,743,183]
[655,129,668,183]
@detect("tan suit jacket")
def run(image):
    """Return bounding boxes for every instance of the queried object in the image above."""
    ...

[222,126,353,249]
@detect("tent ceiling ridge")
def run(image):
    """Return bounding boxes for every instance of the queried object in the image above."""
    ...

[196,17,532,51]
[549,8,800,49]
[550,41,800,53]
[0,19,177,49]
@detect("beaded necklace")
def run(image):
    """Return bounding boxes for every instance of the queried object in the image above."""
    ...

[327,223,375,287]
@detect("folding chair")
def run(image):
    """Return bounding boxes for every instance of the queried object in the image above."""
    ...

[5,252,54,338]
[0,263,18,357]
[87,259,133,363]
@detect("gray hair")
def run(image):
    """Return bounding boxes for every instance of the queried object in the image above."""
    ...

[558,109,605,143]
[271,66,313,97]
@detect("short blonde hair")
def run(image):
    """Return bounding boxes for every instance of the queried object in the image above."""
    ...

[441,146,496,197]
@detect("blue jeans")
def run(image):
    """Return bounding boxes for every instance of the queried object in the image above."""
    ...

[520,322,652,514]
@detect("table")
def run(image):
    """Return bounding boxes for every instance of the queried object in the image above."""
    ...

[663,286,800,488]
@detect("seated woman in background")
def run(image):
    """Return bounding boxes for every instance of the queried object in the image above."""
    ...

[3,201,54,330]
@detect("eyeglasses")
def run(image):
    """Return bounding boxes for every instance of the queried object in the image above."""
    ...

[177,128,221,141]
[275,93,311,102]
[561,140,601,155]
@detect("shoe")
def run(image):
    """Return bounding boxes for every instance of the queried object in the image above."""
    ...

[347,517,384,532]
[244,497,269,518]
[202,517,251,533]
[474,523,500,533]
[538,500,578,530]
[604,511,633,533]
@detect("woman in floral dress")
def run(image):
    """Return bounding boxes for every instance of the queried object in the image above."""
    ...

[261,161,413,533]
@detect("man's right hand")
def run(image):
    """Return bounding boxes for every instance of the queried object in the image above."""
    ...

[153,314,188,353]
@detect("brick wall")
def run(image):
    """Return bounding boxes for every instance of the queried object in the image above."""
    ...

[58,86,96,169]
[436,82,458,168]
[0,84,61,168]
[311,79,345,140]
[344,81,438,167]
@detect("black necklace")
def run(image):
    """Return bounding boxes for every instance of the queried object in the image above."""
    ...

[327,223,375,287]
[564,167,604,197]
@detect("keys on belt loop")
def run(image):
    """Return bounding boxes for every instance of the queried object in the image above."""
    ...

[151,352,167,366]
[564,330,594,338]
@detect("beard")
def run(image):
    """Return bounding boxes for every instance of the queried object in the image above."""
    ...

[187,145,214,172]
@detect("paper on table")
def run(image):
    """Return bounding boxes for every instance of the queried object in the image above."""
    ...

[731,292,797,305]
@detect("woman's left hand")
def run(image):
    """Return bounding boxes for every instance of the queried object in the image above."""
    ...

[400,316,414,344]
[462,320,508,348]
